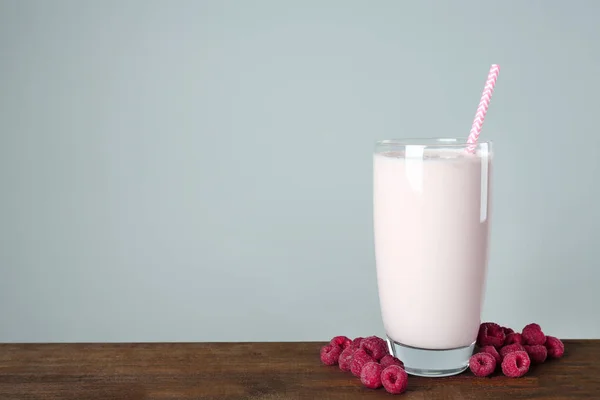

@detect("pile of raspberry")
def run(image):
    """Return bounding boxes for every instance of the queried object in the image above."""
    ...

[470,322,565,378]
[320,336,408,395]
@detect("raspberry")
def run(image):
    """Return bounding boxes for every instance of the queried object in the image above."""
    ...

[500,343,526,359]
[330,336,352,349]
[360,361,383,389]
[501,351,531,378]
[480,346,501,365]
[502,326,515,335]
[320,344,342,365]
[381,365,408,395]
[504,333,524,345]
[477,322,506,348]
[338,346,355,371]
[469,352,496,377]
[360,336,388,361]
[545,336,565,359]
[350,348,375,377]
[524,344,548,364]
[380,354,404,369]
[351,337,364,349]
[522,323,546,346]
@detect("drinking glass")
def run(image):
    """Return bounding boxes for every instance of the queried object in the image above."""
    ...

[373,138,493,377]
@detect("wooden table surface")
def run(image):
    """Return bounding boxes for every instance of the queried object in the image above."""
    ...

[0,340,598,399]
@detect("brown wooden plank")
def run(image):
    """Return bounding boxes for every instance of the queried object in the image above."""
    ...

[0,340,598,399]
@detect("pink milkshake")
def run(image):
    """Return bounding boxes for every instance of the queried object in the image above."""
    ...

[373,139,492,377]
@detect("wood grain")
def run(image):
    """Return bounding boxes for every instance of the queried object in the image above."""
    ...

[0,340,598,399]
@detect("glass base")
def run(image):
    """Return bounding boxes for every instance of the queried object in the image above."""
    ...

[387,337,475,377]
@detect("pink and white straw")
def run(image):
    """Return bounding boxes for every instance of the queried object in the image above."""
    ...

[466,64,500,152]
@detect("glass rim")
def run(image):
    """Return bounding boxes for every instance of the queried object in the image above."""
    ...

[375,138,492,147]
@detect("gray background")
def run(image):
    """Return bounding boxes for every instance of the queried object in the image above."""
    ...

[1,0,599,343]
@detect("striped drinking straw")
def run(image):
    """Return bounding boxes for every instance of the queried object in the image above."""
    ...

[466,64,500,152]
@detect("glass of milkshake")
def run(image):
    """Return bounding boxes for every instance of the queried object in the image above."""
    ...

[373,138,492,377]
